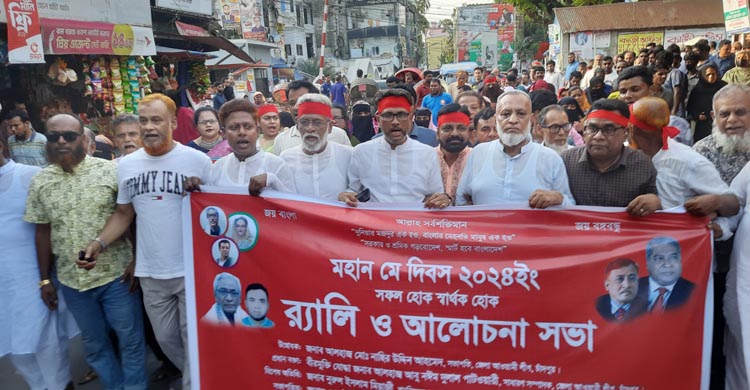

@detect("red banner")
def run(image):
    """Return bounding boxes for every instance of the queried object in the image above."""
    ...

[186,192,713,390]
[5,0,44,64]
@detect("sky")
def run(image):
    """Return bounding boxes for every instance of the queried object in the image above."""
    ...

[423,0,497,22]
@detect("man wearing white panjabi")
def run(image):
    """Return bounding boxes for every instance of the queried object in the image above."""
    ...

[184,99,296,196]
[0,140,78,390]
[455,90,575,208]
[338,88,452,209]
[201,273,248,327]
[280,93,353,201]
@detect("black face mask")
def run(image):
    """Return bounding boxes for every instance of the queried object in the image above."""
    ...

[415,116,431,128]
[352,114,375,143]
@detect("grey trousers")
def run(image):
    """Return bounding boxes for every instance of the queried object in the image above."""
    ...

[139,277,190,390]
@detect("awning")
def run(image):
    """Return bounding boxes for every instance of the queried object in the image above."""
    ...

[155,21,255,64]
[155,45,218,59]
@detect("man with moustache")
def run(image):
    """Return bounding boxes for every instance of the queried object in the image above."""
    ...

[85,93,213,390]
[455,90,575,208]
[372,85,438,147]
[280,94,352,201]
[479,76,502,110]
[339,88,450,208]
[25,113,147,390]
[202,273,248,326]
[112,114,142,159]
[595,258,647,322]
[242,283,274,328]
[273,80,351,154]
[692,84,750,389]
[560,99,658,210]
[435,104,472,201]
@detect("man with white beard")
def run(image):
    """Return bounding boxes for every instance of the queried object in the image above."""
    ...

[538,105,573,154]
[692,84,750,390]
[455,90,574,208]
[280,94,353,201]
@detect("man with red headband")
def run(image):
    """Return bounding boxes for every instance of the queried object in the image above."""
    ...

[435,103,473,201]
[280,94,353,201]
[560,99,658,212]
[456,90,574,208]
[338,89,449,208]
[629,97,738,217]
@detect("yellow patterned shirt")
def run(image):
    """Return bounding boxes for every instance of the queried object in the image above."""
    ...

[24,155,132,291]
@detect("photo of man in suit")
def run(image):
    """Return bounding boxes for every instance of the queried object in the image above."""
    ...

[638,236,695,311]
[596,258,647,321]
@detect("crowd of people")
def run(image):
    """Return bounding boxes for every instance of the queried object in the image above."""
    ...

[2,36,750,390]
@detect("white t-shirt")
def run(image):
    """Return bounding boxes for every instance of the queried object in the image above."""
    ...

[280,142,352,201]
[273,125,352,155]
[117,144,212,279]
[653,138,733,209]
[208,151,296,193]
[347,137,444,203]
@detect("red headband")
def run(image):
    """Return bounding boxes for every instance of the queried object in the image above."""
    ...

[484,75,498,84]
[377,96,412,113]
[628,105,680,150]
[297,101,333,120]
[586,109,629,128]
[437,112,471,128]
[257,104,279,117]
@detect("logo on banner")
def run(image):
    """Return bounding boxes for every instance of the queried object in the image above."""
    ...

[6,0,45,63]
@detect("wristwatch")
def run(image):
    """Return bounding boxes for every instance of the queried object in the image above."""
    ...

[39,279,52,288]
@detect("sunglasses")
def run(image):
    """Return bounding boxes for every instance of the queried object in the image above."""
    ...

[47,131,82,143]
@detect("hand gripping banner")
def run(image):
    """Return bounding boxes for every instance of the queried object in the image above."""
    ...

[184,191,713,390]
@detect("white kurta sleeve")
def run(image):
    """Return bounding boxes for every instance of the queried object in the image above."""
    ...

[455,152,475,206]
[346,148,364,194]
[551,158,576,206]
[426,151,445,195]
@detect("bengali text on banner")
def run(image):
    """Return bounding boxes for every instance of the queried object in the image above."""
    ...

[184,191,713,390]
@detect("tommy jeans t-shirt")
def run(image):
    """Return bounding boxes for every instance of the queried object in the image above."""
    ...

[117,143,212,279]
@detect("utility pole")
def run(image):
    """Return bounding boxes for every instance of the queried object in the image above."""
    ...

[318,0,330,79]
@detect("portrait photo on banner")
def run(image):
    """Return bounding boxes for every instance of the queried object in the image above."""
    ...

[211,237,240,268]
[228,212,259,251]
[200,206,228,236]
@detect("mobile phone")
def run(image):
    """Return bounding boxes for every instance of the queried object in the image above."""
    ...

[78,250,94,263]
[356,188,371,202]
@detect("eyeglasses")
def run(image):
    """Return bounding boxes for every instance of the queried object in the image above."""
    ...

[332,116,345,121]
[297,118,327,128]
[47,131,81,143]
[379,112,410,121]
[216,288,240,298]
[583,125,624,136]
[198,119,218,126]
[541,123,572,134]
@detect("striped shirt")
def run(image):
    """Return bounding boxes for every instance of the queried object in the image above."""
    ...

[9,131,47,167]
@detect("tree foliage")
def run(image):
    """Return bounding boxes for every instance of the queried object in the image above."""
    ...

[438,19,455,65]
[497,0,623,24]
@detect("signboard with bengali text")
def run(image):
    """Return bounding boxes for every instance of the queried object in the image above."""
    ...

[186,192,712,390]
[617,32,665,55]
[5,0,45,63]
[40,18,155,56]
[723,0,750,35]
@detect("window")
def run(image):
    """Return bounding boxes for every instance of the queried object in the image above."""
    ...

[296,44,303,56]
[304,6,309,24]
[285,44,292,57]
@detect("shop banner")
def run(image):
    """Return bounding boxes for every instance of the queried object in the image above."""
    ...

[0,0,152,27]
[617,32,665,55]
[40,18,155,56]
[723,0,750,35]
[665,28,727,47]
[5,0,45,64]
[185,192,712,390]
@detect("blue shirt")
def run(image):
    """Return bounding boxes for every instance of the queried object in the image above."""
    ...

[372,123,438,147]
[321,81,332,97]
[565,61,579,81]
[330,82,347,105]
[710,54,735,77]
[420,92,453,127]
[213,93,226,110]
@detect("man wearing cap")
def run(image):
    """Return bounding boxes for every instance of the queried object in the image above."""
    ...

[435,104,473,201]
[338,88,449,208]
[280,93,353,201]
[456,90,574,208]
[560,99,658,211]
[629,97,738,218]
